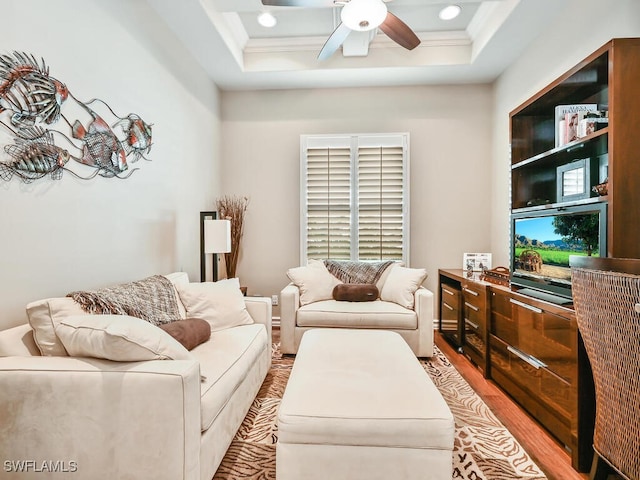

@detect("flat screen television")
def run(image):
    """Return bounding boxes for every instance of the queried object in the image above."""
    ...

[510,203,607,303]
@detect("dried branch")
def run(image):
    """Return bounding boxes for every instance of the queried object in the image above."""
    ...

[216,195,249,279]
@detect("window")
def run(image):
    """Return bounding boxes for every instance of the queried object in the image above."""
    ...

[300,133,409,264]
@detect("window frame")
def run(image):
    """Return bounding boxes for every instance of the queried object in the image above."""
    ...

[300,133,410,265]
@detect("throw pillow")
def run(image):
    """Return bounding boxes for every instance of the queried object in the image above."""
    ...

[27,297,87,356]
[375,261,403,292]
[332,283,379,302]
[175,278,254,332]
[286,259,342,306]
[380,266,428,309]
[54,314,193,361]
[159,318,211,351]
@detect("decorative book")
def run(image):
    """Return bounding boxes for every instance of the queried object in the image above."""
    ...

[554,104,597,147]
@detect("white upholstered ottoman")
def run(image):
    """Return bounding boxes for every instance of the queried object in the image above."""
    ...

[276,329,454,480]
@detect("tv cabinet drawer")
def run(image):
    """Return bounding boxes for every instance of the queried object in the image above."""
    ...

[490,335,572,435]
[463,302,485,355]
[490,290,517,345]
[440,284,462,348]
[461,279,488,371]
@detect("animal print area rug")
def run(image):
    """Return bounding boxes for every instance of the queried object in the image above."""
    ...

[213,344,547,480]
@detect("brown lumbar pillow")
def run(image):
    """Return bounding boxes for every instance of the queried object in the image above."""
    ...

[159,318,211,351]
[332,283,379,302]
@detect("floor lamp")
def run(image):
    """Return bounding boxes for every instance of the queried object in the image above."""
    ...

[200,211,231,282]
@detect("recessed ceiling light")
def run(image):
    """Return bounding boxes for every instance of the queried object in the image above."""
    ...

[439,5,461,21]
[258,11,277,28]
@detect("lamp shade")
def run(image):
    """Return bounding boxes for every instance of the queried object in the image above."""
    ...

[204,219,231,254]
[341,0,387,32]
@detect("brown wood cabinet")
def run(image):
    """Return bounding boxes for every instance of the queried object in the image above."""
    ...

[438,269,490,376]
[488,287,592,471]
[437,271,595,472]
[436,38,640,475]
[510,38,640,259]
[504,38,640,471]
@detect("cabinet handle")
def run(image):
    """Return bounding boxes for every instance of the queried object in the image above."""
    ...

[464,302,479,312]
[443,303,454,311]
[510,298,543,314]
[507,346,547,369]
[463,287,479,296]
[443,288,456,296]
[464,318,479,330]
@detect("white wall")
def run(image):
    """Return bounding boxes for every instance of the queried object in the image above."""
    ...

[491,0,640,266]
[221,85,494,307]
[0,0,221,329]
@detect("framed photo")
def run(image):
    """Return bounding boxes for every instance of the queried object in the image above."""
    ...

[556,158,597,202]
[463,253,492,273]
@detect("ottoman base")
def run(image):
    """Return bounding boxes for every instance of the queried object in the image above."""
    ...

[276,329,454,480]
[277,442,453,480]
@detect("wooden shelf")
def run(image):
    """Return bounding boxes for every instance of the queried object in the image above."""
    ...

[512,128,608,170]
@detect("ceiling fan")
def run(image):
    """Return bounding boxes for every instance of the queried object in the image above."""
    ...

[261,0,421,60]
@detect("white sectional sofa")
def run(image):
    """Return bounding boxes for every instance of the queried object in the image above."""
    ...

[0,272,271,480]
[281,261,435,357]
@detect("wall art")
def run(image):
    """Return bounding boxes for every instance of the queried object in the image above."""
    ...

[0,51,152,182]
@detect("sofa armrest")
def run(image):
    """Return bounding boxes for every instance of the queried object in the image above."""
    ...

[0,356,201,480]
[245,296,272,346]
[415,287,435,357]
[280,284,300,354]
[0,323,40,356]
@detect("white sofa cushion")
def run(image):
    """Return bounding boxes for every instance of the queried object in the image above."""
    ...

[191,323,268,432]
[287,259,342,306]
[380,266,428,309]
[296,299,417,330]
[54,314,193,361]
[374,261,401,292]
[27,297,86,356]
[175,278,254,333]
[278,329,454,449]
[27,272,190,357]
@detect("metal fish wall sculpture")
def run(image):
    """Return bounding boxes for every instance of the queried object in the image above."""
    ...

[0,51,153,182]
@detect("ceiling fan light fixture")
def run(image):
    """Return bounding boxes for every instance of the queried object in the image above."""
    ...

[257,11,277,28]
[439,4,461,21]
[340,0,388,32]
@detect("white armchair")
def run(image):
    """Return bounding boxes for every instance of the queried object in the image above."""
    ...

[280,284,435,357]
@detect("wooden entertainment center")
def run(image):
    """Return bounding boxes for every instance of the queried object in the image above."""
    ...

[439,38,640,473]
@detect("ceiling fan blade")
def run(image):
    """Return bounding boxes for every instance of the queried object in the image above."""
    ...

[379,12,420,50]
[261,0,336,6]
[318,22,351,61]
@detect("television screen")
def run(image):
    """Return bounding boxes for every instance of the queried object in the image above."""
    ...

[511,204,606,299]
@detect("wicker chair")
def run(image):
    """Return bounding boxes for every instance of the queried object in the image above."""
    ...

[571,256,640,480]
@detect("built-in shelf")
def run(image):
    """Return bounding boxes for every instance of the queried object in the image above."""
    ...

[511,195,608,215]
[511,128,608,170]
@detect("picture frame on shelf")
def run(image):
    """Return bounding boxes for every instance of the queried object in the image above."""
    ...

[556,158,598,202]
[463,253,492,274]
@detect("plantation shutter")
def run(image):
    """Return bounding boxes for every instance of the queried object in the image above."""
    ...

[301,134,409,264]
[357,138,405,260]
[304,137,352,260]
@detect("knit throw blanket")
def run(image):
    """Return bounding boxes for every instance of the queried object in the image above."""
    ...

[67,275,181,326]
[324,260,395,284]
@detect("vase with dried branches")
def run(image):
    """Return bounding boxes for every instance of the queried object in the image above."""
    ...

[216,195,249,279]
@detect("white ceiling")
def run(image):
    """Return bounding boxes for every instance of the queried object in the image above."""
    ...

[147,0,568,91]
